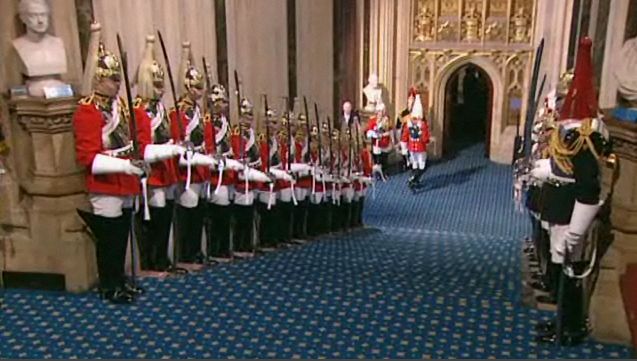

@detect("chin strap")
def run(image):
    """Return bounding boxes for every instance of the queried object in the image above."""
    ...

[290,181,298,206]
[185,151,193,190]
[141,177,150,221]
[214,164,224,195]
[267,182,275,210]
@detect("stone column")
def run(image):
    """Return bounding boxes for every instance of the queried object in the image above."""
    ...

[393,0,412,119]
[367,0,396,114]
[3,97,96,292]
[226,0,288,122]
[599,0,631,109]
[589,118,636,345]
[296,0,334,120]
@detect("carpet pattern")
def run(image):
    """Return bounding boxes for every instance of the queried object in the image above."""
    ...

[0,144,632,359]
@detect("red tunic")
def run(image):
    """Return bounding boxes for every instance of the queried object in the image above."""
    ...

[295,140,313,189]
[73,96,151,196]
[142,100,179,188]
[366,116,392,151]
[168,103,215,184]
[210,114,236,187]
[354,148,373,192]
[404,118,430,152]
[230,128,259,192]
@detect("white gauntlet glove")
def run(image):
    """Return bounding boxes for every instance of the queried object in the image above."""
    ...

[92,154,144,176]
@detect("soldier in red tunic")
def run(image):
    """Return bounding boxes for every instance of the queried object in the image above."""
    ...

[402,94,431,188]
[205,83,236,261]
[366,103,393,181]
[169,57,217,264]
[276,111,297,244]
[292,106,313,240]
[135,35,183,271]
[74,43,152,304]
[231,98,271,257]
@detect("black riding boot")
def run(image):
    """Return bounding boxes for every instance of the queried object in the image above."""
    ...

[233,204,255,253]
[207,203,232,258]
[292,200,306,239]
[77,209,133,304]
[278,201,293,244]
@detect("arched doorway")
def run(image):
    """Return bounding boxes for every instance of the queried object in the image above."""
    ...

[443,64,493,157]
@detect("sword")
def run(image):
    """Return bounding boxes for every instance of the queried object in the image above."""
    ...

[116,33,142,288]
[156,30,188,274]
[514,38,544,163]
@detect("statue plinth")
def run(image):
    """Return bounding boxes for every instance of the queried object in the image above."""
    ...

[589,116,637,346]
[1,96,96,292]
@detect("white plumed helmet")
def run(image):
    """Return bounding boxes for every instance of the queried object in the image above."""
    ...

[410,94,424,119]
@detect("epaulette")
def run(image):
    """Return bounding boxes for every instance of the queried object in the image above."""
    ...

[78,95,94,105]
[178,97,195,111]
[133,96,145,109]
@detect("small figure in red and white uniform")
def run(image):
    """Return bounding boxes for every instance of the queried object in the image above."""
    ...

[366,103,393,181]
[402,93,430,188]
[276,111,297,244]
[169,44,216,264]
[291,108,312,240]
[135,35,184,272]
[231,98,271,257]
[352,133,373,228]
[74,40,152,304]
[206,83,235,260]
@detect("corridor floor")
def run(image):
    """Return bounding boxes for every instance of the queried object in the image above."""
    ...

[0,144,632,358]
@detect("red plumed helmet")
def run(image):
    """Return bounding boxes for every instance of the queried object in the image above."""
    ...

[559,37,599,120]
[408,86,419,98]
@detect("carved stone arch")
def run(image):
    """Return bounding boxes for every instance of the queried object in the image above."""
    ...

[432,55,504,161]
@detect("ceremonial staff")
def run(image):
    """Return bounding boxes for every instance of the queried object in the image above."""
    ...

[284,97,292,171]
[327,116,334,176]
[264,95,271,173]
[314,103,322,169]
[156,30,188,274]
[303,97,311,163]
[116,34,142,287]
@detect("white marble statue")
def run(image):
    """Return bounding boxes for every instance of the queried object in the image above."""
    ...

[12,0,68,97]
[615,36,637,106]
[363,73,383,113]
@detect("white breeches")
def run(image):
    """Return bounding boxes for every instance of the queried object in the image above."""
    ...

[148,184,177,208]
[549,224,585,264]
[342,186,355,203]
[310,191,324,204]
[89,194,134,218]
[354,188,366,200]
[410,152,427,170]
[295,188,309,202]
[208,185,234,206]
[177,183,204,208]
[258,190,277,206]
[400,142,408,155]
[234,190,255,206]
[279,188,294,203]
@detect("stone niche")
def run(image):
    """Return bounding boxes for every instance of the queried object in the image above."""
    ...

[1,96,96,292]
[589,117,637,345]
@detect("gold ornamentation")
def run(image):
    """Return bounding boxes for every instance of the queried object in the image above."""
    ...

[485,21,504,42]
[414,2,435,41]
[511,7,530,43]
[462,5,481,42]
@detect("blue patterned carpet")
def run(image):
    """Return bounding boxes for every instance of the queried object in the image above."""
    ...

[0,144,633,359]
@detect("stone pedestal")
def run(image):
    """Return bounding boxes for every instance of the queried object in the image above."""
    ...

[1,96,96,292]
[589,117,637,345]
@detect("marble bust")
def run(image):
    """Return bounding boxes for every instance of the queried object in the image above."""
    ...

[615,37,637,107]
[12,0,68,97]
[363,73,383,113]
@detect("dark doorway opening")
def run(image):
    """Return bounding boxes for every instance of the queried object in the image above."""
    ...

[443,64,493,157]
